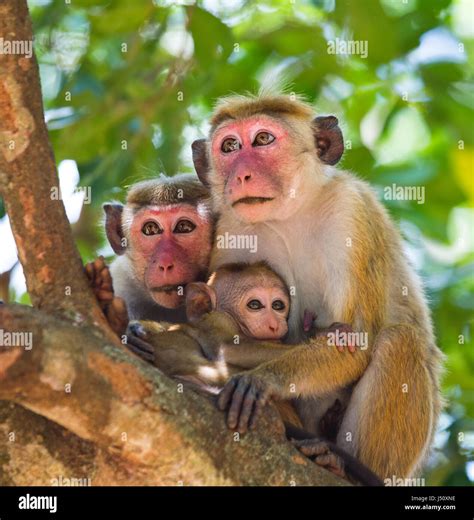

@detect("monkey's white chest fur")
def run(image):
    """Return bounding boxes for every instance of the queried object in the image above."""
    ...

[211,206,351,343]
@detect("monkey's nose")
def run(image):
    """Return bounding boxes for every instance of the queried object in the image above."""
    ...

[158,262,174,272]
[236,172,252,184]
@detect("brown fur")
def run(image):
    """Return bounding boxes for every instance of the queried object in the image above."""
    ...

[211,93,314,133]
[126,173,210,211]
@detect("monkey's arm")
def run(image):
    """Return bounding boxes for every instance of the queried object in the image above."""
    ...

[127,321,239,387]
[218,341,296,369]
[218,336,371,432]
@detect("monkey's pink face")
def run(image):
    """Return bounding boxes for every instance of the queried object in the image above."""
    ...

[211,116,301,223]
[129,204,212,309]
[237,285,289,340]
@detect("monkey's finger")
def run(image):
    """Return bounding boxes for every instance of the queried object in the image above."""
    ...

[126,335,155,356]
[248,395,266,431]
[84,262,95,280]
[347,343,357,353]
[99,267,113,288]
[97,289,114,303]
[314,454,346,478]
[127,342,155,363]
[336,344,344,353]
[237,387,257,434]
[227,378,249,430]
[292,439,330,457]
[217,378,238,411]
[126,334,154,353]
[93,257,104,272]
[108,298,129,336]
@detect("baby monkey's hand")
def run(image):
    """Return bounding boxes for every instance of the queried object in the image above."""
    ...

[303,309,356,353]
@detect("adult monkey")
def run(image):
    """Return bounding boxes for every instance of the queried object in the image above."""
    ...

[191,92,444,480]
[86,173,213,331]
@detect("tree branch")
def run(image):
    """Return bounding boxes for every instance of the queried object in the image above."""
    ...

[0,304,346,485]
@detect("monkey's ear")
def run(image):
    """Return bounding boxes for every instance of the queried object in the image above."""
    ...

[103,203,126,255]
[185,282,217,323]
[313,116,344,165]
[192,139,211,188]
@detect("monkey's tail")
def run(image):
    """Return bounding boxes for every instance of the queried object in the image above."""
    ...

[284,423,384,487]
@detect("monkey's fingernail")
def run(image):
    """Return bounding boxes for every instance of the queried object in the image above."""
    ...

[97,291,113,302]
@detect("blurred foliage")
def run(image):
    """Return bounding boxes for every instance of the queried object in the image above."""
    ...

[6,0,474,484]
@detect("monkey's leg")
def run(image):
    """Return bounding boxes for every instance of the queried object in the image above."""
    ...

[337,325,437,480]
[286,423,383,486]
[85,256,129,336]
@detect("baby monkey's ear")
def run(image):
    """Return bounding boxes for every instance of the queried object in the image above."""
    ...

[185,282,217,323]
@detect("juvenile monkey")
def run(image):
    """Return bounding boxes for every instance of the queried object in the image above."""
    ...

[127,261,380,485]
[86,174,213,330]
[191,91,445,480]
[126,262,294,387]
[128,261,350,385]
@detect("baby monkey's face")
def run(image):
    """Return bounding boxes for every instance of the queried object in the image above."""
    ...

[237,285,290,341]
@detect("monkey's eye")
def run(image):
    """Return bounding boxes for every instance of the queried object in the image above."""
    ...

[174,219,196,234]
[247,299,264,311]
[272,300,286,311]
[142,221,162,236]
[221,137,241,153]
[253,132,275,147]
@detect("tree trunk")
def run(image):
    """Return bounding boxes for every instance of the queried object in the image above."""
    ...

[0,0,346,486]
[0,0,113,334]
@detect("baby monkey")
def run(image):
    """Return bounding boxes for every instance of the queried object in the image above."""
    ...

[127,261,294,388]
[128,261,347,386]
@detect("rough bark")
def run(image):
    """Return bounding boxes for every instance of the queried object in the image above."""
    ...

[0,304,346,486]
[0,0,346,486]
[0,0,112,333]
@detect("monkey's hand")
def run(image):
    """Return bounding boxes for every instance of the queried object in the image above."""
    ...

[85,256,129,337]
[217,371,280,434]
[126,321,156,363]
[315,322,356,353]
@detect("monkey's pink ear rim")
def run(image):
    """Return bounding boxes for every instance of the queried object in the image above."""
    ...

[103,203,126,255]
[191,139,211,187]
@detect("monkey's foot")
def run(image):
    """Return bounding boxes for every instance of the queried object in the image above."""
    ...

[126,322,155,364]
[85,256,129,337]
[292,439,346,479]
